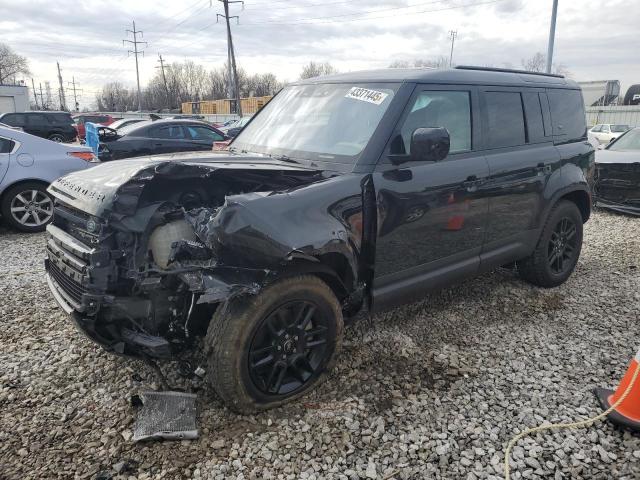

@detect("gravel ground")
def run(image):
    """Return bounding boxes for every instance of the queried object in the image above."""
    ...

[1,210,639,480]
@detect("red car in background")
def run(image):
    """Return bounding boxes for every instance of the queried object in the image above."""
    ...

[73,114,115,139]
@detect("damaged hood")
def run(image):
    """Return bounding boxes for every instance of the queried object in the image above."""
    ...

[595,150,640,164]
[47,152,321,217]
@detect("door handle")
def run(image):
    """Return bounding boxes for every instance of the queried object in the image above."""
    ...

[462,175,484,192]
[535,163,552,174]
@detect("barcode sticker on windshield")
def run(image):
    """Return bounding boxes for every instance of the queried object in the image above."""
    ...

[345,87,388,105]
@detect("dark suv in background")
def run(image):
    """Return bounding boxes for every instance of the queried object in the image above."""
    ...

[0,111,77,142]
[45,66,594,413]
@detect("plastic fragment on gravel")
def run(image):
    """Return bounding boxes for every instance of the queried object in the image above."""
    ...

[132,391,198,442]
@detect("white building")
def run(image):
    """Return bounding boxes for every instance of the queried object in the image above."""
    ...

[0,84,29,113]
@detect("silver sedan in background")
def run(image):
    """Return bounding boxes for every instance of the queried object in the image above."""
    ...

[0,125,98,232]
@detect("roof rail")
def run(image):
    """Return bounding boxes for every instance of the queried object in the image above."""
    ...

[455,65,565,78]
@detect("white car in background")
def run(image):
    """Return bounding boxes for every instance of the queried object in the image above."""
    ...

[588,124,631,145]
[0,125,98,232]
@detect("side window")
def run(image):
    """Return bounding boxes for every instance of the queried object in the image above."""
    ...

[0,137,15,154]
[389,90,471,156]
[3,114,25,127]
[522,92,545,143]
[591,124,602,132]
[546,89,586,141]
[602,125,610,133]
[149,125,186,139]
[26,114,48,125]
[187,126,223,141]
[485,91,526,148]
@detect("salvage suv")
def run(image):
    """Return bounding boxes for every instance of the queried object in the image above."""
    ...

[45,67,594,413]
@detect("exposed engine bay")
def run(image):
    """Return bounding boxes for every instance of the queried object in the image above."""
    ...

[44,156,362,359]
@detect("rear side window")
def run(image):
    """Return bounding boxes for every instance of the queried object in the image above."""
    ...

[187,126,224,141]
[485,91,526,148]
[547,89,586,142]
[51,113,73,124]
[591,124,602,132]
[149,125,186,139]
[0,137,15,153]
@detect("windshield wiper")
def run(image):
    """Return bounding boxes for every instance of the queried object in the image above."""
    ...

[271,154,300,164]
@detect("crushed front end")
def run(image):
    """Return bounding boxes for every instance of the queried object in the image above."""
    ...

[594,161,640,216]
[44,156,335,359]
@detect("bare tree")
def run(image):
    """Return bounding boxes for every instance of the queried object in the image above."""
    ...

[0,43,30,84]
[389,56,449,69]
[95,82,136,112]
[521,52,570,76]
[299,61,337,80]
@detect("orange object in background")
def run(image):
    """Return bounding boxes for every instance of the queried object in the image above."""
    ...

[595,347,640,431]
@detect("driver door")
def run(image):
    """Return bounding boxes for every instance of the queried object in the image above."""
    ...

[371,85,490,311]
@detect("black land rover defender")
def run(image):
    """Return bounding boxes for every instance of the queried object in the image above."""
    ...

[45,67,594,413]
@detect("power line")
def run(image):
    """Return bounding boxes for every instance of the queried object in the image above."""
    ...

[217,0,243,116]
[448,30,458,67]
[56,62,67,111]
[238,0,506,26]
[67,76,83,111]
[123,20,147,111]
[156,53,172,109]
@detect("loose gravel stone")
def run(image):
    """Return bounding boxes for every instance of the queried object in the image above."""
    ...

[1,210,639,479]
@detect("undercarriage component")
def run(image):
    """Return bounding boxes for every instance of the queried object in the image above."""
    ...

[132,391,198,442]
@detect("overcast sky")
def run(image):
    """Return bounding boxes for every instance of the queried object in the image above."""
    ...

[1,0,638,109]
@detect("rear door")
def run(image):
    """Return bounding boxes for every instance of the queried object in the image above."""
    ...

[25,113,51,139]
[479,87,560,265]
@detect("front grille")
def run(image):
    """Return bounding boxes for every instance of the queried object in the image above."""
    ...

[49,261,86,307]
[52,201,101,245]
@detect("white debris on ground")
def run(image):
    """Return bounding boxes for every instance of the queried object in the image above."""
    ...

[0,210,639,480]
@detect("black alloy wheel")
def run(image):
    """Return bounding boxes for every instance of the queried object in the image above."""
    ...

[518,200,583,288]
[547,217,578,275]
[248,300,329,396]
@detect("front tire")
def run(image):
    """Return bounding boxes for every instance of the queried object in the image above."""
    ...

[1,182,54,232]
[48,133,64,143]
[205,275,343,413]
[518,200,583,288]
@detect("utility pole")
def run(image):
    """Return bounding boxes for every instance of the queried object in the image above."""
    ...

[56,62,67,111]
[448,30,458,68]
[123,21,147,111]
[217,0,243,117]
[38,83,46,110]
[31,78,39,109]
[546,0,559,74]
[156,54,171,110]
[67,77,83,111]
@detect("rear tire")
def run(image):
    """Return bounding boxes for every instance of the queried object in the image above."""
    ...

[205,275,343,413]
[518,200,583,288]
[1,182,54,233]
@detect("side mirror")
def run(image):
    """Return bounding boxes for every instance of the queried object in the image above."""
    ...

[597,143,606,150]
[410,127,450,163]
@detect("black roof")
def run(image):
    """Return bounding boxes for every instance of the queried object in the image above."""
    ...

[0,110,71,116]
[296,66,578,89]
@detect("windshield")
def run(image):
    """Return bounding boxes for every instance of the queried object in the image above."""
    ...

[611,124,630,132]
[232,83,399,163]
[608,128,640,151]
